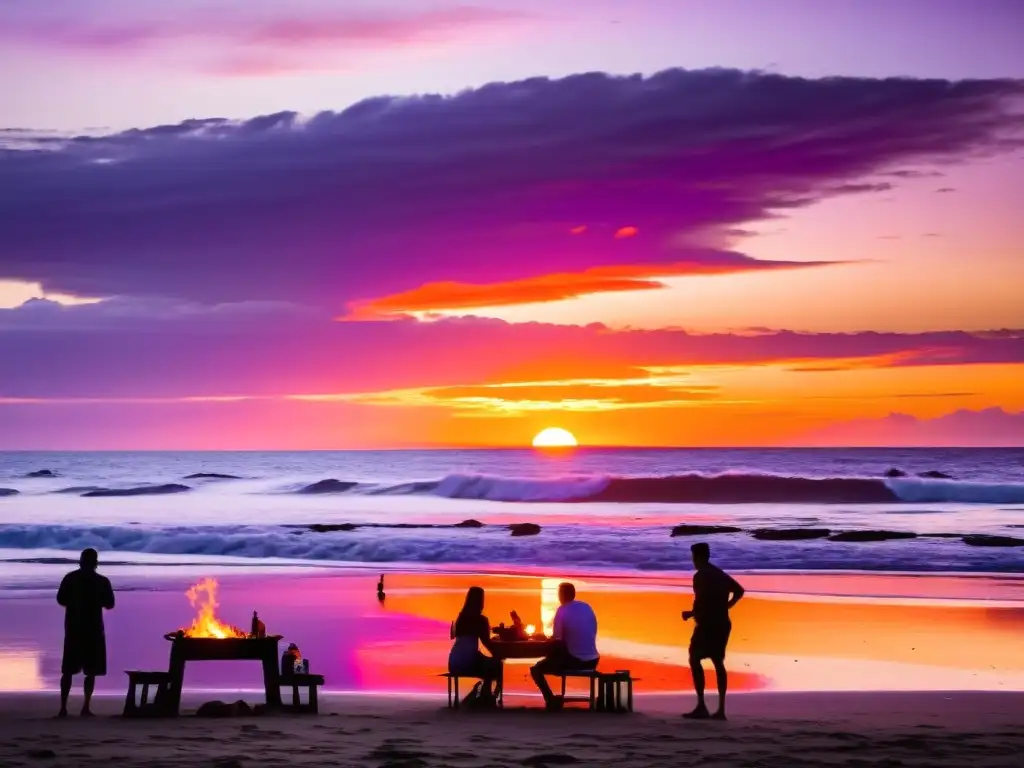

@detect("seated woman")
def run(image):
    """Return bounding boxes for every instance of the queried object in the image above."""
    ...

[448,586,502,704]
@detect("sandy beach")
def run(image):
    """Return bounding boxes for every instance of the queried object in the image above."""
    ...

[1,690,1022,768]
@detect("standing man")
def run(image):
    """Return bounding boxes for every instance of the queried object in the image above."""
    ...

[530,582,599,710]
[682,542,744,720]
[57,548,115,717]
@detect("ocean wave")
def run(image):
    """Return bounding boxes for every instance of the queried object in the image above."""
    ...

[0,522,1019,574]
[4,470,1022,505]
[416,472,1024,505]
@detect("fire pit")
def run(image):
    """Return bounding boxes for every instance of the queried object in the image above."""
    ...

[161,578,284,715]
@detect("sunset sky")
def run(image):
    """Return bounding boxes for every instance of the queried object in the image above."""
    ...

[1,0,1023,449]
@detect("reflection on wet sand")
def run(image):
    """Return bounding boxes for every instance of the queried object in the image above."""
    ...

[0,650,43,691]
[0,569,1022,696]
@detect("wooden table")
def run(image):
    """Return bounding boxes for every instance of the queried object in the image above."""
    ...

[163,634,284,716]
[488,639,557,705]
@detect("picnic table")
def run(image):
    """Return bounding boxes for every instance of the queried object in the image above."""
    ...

[488,639,557,705]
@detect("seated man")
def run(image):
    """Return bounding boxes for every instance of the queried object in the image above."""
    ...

[530,582,599,709]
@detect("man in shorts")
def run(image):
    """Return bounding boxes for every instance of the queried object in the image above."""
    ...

[57,548,116,717]
[682,542,744,720]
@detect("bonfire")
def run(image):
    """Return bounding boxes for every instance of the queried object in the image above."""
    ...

[179,577,246,639]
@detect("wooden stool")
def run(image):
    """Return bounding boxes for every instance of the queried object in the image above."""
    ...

[596,671,635,713]
[558,670,602,709]
[281,673,325,714]
[124,671,174,717]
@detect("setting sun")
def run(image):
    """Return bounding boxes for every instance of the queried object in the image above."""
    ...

[532,427,578,448]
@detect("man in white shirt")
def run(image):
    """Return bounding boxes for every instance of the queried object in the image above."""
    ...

[530,582,599,709]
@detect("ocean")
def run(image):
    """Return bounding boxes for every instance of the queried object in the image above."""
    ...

[2,448,1023,575]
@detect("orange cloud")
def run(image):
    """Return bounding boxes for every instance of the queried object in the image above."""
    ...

[570,225,588,235]
[342,260,835,320]
[614,226,639,238]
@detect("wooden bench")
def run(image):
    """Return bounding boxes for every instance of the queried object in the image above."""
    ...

[558,670,635,712]
[123,670,174,717]
[280,673,326,714]
[439,673,504,710]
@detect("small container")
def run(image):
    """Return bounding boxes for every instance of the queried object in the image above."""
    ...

[294,659,309,675]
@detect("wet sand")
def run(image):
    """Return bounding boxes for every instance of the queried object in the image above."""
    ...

[0,690,1021,768]
[2,567,1024,695]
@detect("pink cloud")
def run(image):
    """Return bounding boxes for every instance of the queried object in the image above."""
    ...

[6,6,536,54]
[805,408,1024,447]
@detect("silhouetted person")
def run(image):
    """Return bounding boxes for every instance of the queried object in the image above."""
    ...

[377,574,386,603]
[682,542,744,720]
[448,586,501,704]
[57,548,115,717]
[530,582,599,710]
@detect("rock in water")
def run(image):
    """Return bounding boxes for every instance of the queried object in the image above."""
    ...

[184,472,242,480]
[917,470,955,479]
[0,488,19,497]
[454,519,485,528]
[883,468,908,478]
[25,469,58,478]
[962,534,1024,548]
[752,528,831,541]
[828,530,918,543]
[82,484,191,497]
[298,479,358,494]
[306,523,360,532]
[670,524,743,537]
[509,523,542,537]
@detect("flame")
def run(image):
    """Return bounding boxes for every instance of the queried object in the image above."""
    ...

[182,578,246,638]
[525,624,536,636]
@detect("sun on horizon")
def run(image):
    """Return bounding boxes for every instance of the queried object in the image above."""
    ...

[532,427,578,448]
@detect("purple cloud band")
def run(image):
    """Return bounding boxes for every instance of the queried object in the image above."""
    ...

[2,69,1021,311]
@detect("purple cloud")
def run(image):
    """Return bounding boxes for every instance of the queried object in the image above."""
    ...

[1,69,1021,312]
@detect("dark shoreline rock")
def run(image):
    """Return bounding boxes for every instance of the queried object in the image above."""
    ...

[509,523,542,537]
[917,470,955,479]
[24,469,58,478]
[883,468,908,478]
[0,488,18,497]
[828,530,918,543]
[670,524,743,537]
[307,523,360,533]
[962,534,1024,548]
[82,483,191,498]
[184,472,242,480]
[299,519,487,534]
[55,486,107,495]
[752,528,831,541]
[297,479,359,494]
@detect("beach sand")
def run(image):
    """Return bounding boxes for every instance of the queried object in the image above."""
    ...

[2,566,1023,765]
[1,690,1021,768]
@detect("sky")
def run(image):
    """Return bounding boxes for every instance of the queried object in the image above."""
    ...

[1,0,1023,449]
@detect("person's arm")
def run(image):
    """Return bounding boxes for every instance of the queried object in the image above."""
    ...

[726,574,745,609]
[682,574,699,620]
[102,577,115,610]
[552,606,565,641]
[479,616,496,655]
[56,574,70,607]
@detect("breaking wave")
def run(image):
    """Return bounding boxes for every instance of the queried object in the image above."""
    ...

[332,472,1024,505]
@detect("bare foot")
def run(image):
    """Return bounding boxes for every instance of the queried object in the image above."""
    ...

[683,705,710,719]
[711,710,727,721]
[80,708,94,718]
[56,710,68,719]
